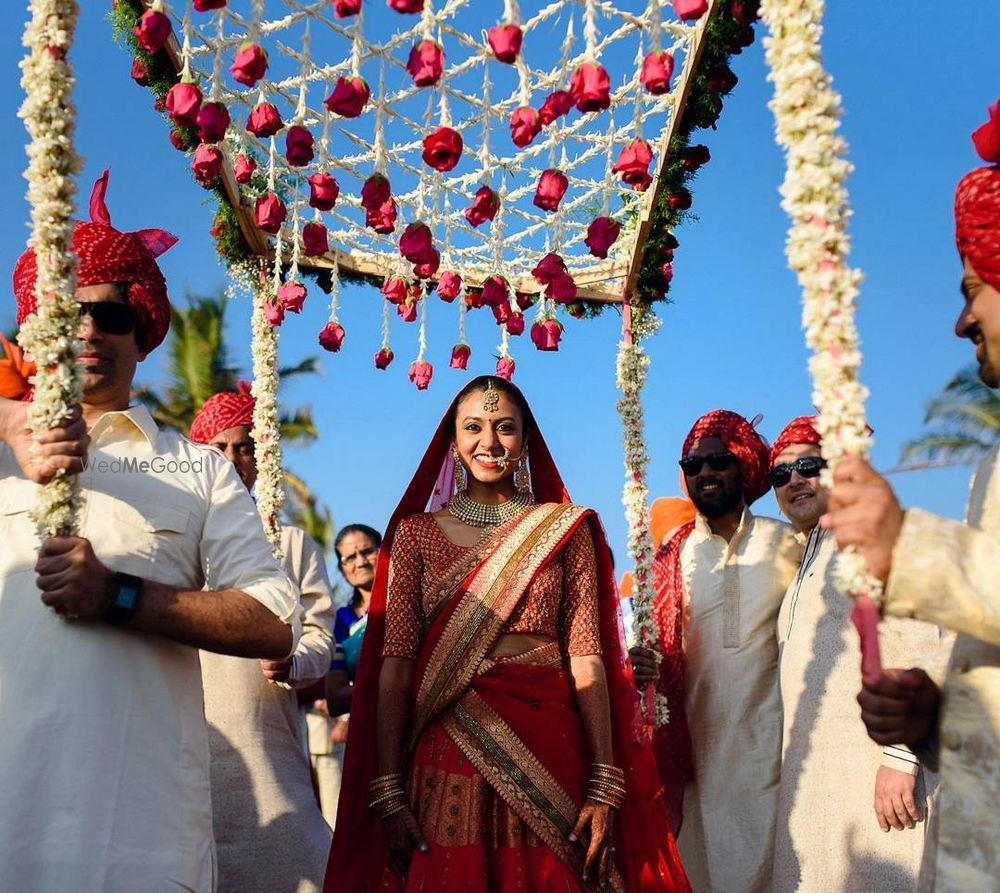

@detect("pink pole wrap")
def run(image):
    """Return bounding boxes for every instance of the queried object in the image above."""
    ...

[850,595,883,685]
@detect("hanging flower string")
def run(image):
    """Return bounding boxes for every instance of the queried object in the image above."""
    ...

[18,0,82,538]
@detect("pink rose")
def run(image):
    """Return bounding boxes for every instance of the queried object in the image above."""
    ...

[302,222,329,256]
[255,193,287,233]
[193,0,227,10]
[707,66,738,95]
[166,82,203,128]
[569,62,610,113]
[407,40,443,87]
[308,173,340,210]
[263,300,285,327]
[437,271,462,302]
[538,90,572,125]
[333,0,362,16]
[545,271,577,304]
[510,106,542,148]
[230,42,268,87]
[324,76,370,118]
[495,356,515,380]
[449,343,471,370]
[584,216,621,258]
[505,311,525,336]
[531,253,566,285]
[399,222,435,265]
[134,10,171,54]
[247,101,283,137]
[673,0,708,20]
[413,248,441,279]
[408,359,434,390]
[130,58,149,87]
[366,199,397,234]
[389,0,424,11]
[374,347,395,370]
[481,275,509,308]
[382,277,408,305]
[234,154,257,184]
[487,24,522,64]
[641,51,674,95]
[286,125,315,166]
[360,174,391,211]
[668,187,692,211]
[318,321,346,352]
[191,144,223,186]
[530,318,563,351]
[197,101,230,143]
[397,298,418,322]
[612,138,654,192]
[682,144,710,171]
[464,185,500,228]
[278,281,307,313]
[422,127,463,172]
[533,170,569,212]
[660,262,674,286]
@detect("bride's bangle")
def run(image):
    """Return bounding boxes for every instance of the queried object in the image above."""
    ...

[369,773,408,819]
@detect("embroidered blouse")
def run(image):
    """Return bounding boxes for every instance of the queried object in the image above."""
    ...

[383,512,601,659]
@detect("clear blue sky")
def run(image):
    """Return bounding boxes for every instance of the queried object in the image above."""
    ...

[1,4,996,570]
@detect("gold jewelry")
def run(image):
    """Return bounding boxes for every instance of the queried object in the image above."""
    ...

[449,489,534,532]
[452,445,468,492]
[482,378,501,414]
[514,451,530,493]
[368,773,409,819]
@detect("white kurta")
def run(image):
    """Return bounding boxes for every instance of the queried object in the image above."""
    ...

[676,508,802,893]
[201,525,334,893]
[0,407,297,893]
[772,527,945,892]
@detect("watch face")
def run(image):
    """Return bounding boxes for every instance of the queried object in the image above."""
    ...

[118,585,138,610]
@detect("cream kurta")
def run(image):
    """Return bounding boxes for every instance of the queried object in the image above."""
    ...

[0,406,298,893]
[773,527,945,892]
[885,445,999,892]
[201,524,334,893]
[676,508,802,893]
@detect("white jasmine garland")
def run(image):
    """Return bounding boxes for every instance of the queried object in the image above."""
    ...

[760,0,881,603]
[18,0,82,538]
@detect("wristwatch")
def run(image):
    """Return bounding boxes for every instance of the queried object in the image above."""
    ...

[105,572,143,625]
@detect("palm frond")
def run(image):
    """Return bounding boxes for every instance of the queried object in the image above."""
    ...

[278,356,321,381]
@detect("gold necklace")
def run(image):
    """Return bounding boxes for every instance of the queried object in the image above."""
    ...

[449,489,534,533]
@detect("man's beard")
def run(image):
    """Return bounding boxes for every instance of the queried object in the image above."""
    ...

[690,478,743,519]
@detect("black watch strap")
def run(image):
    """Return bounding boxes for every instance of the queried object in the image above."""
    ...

[105,572,143,625]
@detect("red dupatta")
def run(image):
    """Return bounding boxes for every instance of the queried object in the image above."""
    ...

[325,382,688,892]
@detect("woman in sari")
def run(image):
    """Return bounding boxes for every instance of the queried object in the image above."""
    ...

[326,377,689,892]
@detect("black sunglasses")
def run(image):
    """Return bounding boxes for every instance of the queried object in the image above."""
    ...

[679,451,736,476]
[770,456,827,488]
[78,301,135,336]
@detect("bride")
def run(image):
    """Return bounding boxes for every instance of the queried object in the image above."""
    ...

[326,376,689,892]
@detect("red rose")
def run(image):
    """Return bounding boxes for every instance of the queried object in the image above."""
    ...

[134,10,171,53]
[399,222,435,264]
[693,94,723,129]
[247,101,283,137]
[662,248,674,263]
[612,138,654,191]
[566,301,585,319]
[495,356,515,380]
[731,1,760,24]
[673,0,708,20]
[660,262,674,286]
[545,271,577,304]
[422,127,463,172]
[641,51,674,95]
[437,271,462,302]
[234,154,257,184]
[487,24,522,64]
[533,169,569,212]
[663,233,679,251]
[374,347,395,369]
[230,42,268,87]
[464,288,484,309]
[382,277,408,304]
[569,62,610,113]
[515,291,536,311]
[538,90,572,125]
[361,174,391,211]
[397,299,418,322]
[668,187,692,211]
[263,300,285,327]
[389,0,424,11]
[366,199,397,234]
[286,125,315,166]
[278,281,307,313]
[492,300,512,325]
[972,100,1000,163]
[413,248,441,279]
[324,76,370,118]
[449,343,471,370]
[302,222,329,256]
[531,252,566,285]
[193,0,227,10]
[130,57,149,86]
[481,275,509,308]
[166,82,203,128]
[584,216,621,258]
[407,40,443,87]
[333,0,362,16]
[505,311,525,336]
[464,185,500,228]
[530,318,563,351]
[510,106,542,148]
[191,144,223,186]
[170,129,195,152]
[318,321,346,352]
[408,359,433,390]
[197,101,230,143]
[308,173,339,210]
[255,193,287,233]
[728,24,756,53]
[682,144,710,171]
[707,66,738,95]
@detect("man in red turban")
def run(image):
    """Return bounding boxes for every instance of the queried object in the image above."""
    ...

[189,386,335,893]
[630,409,802,893]
[824,101,1000,890]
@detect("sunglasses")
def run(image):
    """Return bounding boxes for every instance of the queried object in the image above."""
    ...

[78,301,136,336]
[770,456,827,488]
[679,451,736,476]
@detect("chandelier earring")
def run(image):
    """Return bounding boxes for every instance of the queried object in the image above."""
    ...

[514,452,530,494]
[452,445,468,493]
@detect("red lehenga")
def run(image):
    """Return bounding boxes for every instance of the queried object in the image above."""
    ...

[325,385,689,893]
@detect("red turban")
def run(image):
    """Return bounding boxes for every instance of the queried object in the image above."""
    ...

[12,170,177,354]
[955,100,1000,292]
[189,381,256,444]
[769,415,820,467]
[682,409,771,505]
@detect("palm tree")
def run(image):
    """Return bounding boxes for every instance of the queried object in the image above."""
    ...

[134,291,334,551]
[897,364,1000,471]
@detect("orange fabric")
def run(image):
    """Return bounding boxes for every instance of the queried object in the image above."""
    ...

[650,497,698,548]
[0,334,35,400]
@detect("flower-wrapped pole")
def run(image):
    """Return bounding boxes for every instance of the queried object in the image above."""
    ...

[18,0,83,537]
[760,0,883,673]
[618,302,668,727]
